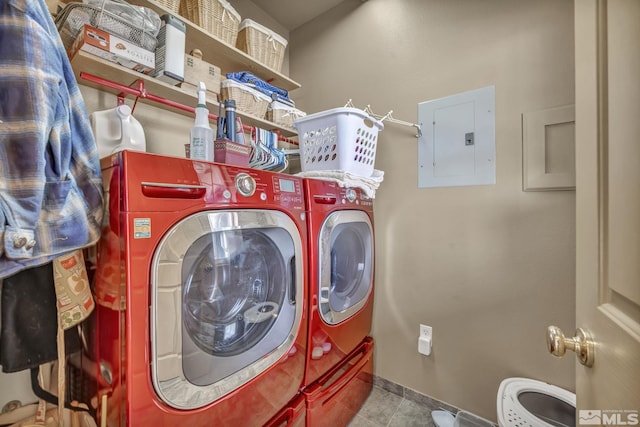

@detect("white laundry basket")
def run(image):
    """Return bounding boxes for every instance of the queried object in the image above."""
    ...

[293,107,383,177]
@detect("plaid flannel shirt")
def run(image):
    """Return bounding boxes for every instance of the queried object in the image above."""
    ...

[0,0,103,279]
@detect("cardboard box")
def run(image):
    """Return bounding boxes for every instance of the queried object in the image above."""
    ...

[70,25,154,74]
[181,52,221,96]
[180,82,220,102]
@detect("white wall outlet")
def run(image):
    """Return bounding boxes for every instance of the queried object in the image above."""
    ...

[418,324,432,356]
[420,324,432,339]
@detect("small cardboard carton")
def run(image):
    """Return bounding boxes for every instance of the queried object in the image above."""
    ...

[70,24,154,74]
[180,50,221,96]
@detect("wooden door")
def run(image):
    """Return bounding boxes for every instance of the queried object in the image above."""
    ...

[574,0,640,420]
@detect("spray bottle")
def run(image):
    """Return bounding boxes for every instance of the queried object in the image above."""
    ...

[189,82,214,160]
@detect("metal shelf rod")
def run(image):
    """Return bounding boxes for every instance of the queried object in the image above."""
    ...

[344,100,421,137]
[79,71,299,145]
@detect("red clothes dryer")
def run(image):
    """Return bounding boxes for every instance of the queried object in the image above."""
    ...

[303,337,373,427]
[302,179,375,424]
[92,151,307,426]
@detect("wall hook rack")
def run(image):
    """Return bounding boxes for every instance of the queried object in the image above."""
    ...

[345,99,422,138]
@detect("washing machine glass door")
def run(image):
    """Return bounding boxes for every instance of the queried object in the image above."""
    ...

[318,210,373,325]
[150,210,304,410]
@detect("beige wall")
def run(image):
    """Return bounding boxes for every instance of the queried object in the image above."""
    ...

[290,0,576,421]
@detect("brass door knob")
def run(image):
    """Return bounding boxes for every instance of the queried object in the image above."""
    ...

[546,325,595,367]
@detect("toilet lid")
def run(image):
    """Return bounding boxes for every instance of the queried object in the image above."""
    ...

[497,377,576,427]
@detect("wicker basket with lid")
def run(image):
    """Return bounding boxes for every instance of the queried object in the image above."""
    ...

[179,0,241,46]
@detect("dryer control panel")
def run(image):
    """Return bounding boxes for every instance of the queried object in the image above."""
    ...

[304,179,373,211]
[334,186,372,208]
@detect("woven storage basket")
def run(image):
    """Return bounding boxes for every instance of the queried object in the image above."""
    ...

[156,0,180,13]
[294,107,384,177]
[220,79,271,118]
[266,101,306,129]
[236,19,287,72]
[179,0,241,46]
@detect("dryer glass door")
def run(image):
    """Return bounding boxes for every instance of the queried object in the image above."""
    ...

[150,210,304,410]
[318,210,373,325]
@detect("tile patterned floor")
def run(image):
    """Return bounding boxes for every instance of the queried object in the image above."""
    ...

[348,385,440,427]
[349,378,494,427]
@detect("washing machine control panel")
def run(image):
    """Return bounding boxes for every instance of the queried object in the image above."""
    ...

[272,176,303,206]
[235,173,256,197]
[222,167,304,210]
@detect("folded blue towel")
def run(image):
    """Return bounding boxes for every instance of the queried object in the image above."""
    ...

[226,71,293,106]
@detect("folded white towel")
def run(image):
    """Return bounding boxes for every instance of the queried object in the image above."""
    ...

[296,169,384,198]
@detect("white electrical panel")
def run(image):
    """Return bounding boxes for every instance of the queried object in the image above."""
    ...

[417,86,496,188]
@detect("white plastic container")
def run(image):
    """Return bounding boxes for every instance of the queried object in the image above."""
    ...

[90,104,146,159]
[153,14,186,86]
[293,107,383,177]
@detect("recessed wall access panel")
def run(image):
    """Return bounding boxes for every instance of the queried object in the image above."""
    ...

[522,104,575,191]
[418,86,495,188]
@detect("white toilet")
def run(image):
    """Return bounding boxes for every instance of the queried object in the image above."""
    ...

[497,378,575,427]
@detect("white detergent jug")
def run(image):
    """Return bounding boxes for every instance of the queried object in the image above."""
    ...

[90,105,146,158]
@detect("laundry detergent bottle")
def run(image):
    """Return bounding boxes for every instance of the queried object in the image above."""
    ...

[90,104,146,159]
[189,82,214,160]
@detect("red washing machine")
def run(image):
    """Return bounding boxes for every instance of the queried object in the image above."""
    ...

[92,151,307,426]
[264,393,306,427]
[301,179,375,426]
